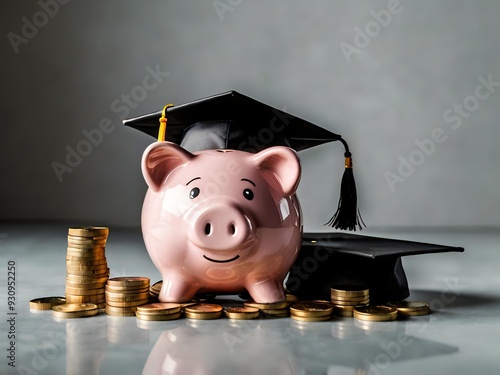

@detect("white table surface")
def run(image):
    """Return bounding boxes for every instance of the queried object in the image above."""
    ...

[0,223,498,375]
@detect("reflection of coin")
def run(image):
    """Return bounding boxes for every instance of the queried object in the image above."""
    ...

[52,303,98,319]
[136,311,181,321]
[384,301,430,316]
[224,306,259,320]
[136,303,181,315]
[107,277,150,288]
[30,297,66,310]
[353,306,398,321]
[244,300,288,310]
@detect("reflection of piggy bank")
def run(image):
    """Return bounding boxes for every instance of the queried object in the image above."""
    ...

[141,142,302,303]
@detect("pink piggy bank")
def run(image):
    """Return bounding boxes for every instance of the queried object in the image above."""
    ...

[141,141,302,303]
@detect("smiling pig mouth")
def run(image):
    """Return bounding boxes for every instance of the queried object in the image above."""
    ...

[203,255,240,263]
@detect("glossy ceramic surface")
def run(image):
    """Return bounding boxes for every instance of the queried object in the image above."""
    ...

[141,142,302,303]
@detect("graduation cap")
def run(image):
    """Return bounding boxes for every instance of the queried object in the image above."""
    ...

[285,232,464,303]
[123,90,363,230]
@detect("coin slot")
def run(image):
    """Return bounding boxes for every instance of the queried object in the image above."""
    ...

[229,223,236,236]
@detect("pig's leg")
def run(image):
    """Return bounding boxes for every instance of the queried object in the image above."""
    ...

[246,278,285,303]
[159,276,199,302]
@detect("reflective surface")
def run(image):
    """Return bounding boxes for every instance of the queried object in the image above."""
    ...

[0,223,499,374]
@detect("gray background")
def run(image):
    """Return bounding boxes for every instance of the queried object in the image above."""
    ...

[1,0,499,229]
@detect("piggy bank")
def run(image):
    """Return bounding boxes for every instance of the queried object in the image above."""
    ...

[141,141,302,303]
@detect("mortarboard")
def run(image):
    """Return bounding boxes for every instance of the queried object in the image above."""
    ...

[285,232,464,303]
[123,90,363,230]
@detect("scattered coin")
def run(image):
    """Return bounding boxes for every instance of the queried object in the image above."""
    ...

[244,300,288,310]
[51,303,98,319]
[136,303,181,315]
[290,301,333,318]
[30,297,66,311]
[184,303,223,320]
[224,306,259,320]
[136,311,181,321]
[384,300,430,316]
[353,305,398,322]
[107,277,150,288]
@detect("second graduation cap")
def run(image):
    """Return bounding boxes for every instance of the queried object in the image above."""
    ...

[123,90,363,230]
[285,232,464,303]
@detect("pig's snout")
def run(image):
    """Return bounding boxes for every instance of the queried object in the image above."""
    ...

[191,204,253,251]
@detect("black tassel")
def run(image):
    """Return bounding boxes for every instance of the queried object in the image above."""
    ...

[325,147,365,231]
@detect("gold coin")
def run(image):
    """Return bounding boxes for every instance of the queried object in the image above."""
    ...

[244,300,288,310]
[29,297,66,310]
[66,258,108,266]
[330,294,371,302]
[65,293,105,301]
[68,226,109,237]
[66,280,108,289]
[66,276,109,284]
[353,306,398,321]
[224,306,259,320]
[384,301,430,316]
[150,280,162,293]
[66,246,105,254]
[290,301,333,318]
[68,234,107,241]
[51,303,98,319]
[66,262,108,270]
[330,286,369,298]
[107,277,150,288]
[330,299,370,306]
[136,303,181,315]
[105,285,149,293]
[179,302,198,310]
[135,311,181,321]
[105,307,136,317]
[291,314,331,322]
[259,307,289,315]
[106,298,149,308]
[333,305,356,317]
[285,294,298,303]
[105,304,138,313]
[66,268,110,277]
[67,236,107,245]
[184,311,221,320]
[66,252,107,260]
[106,292,151,302]
[185,303,223,313]
[67,240,107,248]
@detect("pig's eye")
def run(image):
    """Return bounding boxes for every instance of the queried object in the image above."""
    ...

[243,188,254,201]
[189,187,200,199]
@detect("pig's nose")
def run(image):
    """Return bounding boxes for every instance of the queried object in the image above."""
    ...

[191,204,253,251]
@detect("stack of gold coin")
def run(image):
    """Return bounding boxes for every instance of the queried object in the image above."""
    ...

[353,305,398,322]
[243,300,290,318]
[290,301,333,322]
[224,306,260,320]
[330,286,370,317]
[105,277,150,316]
[65,227,110,311]
[184,303,223,320]
[135,302,181,321]
[383,300,430,316]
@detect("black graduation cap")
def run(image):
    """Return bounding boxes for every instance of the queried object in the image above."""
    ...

[123,90,363,230]
[285,232,464,303]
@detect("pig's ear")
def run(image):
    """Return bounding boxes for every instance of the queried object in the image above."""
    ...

[141,142,195,192]
[252,146,301,195]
